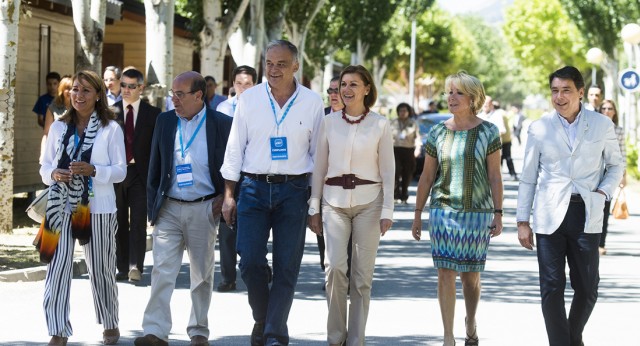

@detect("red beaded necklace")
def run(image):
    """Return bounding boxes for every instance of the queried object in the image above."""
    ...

[342,108,370,125]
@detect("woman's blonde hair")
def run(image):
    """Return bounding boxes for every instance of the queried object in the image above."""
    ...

[444,71,486,115]
[52,76,72,108]
[61,70,115,127]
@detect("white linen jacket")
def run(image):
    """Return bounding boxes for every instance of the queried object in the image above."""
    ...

[516,109,624,234]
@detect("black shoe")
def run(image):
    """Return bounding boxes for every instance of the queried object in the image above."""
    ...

[216,281,236,292]
[251,321,265,346]
[115,272,129,281]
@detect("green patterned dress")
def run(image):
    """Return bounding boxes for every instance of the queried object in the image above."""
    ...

[424,121,501,272]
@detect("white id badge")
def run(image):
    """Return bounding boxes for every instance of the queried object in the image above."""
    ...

[176,164,194,187]
[270,137,288,160]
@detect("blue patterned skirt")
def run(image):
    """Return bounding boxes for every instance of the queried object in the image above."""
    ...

[428,208,493,272]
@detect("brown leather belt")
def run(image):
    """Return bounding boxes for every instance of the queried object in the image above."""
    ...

[325,174,377,190]
[242,172,309,184]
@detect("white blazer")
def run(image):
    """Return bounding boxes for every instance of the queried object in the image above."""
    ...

[516,109,624,234]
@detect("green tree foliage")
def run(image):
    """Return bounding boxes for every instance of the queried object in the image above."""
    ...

[558,0,640,57]
[503,0,588,93]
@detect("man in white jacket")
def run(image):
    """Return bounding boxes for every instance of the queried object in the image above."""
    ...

[516,66,624,346]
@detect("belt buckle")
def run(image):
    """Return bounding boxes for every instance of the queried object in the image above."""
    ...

[266,174,280,184]
[343,174,356,189]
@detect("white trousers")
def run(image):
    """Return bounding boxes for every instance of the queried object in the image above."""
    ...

[141,199,219,340]
[44,212,119,337]
[323,192,383,346]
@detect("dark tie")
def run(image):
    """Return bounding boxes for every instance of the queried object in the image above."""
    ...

[125,104,134,163]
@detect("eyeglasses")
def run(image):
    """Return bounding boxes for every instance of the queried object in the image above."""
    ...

[168,89,197,99]
[103,78,118,82]
[327,88,339,95]
[120,82,140,90]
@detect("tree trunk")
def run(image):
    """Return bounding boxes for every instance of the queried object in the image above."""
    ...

[284,0,326,81]
[371,56,387,91]
[229,0,265,69]
[200,0,249,80]
[72,0,106,72]
[0,0,21,232]
[144,0,174,109]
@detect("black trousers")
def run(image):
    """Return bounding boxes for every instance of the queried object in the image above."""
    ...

[218,221,238,284]
[501,142,517,176]
[536,199,600,346]
[394,147,416,201]
[114,165,147,274]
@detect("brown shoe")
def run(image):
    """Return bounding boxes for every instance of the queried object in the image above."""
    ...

[103,328,120,345]
[190,335,209,346]
[48,335,68,346]
[134,334,169,346]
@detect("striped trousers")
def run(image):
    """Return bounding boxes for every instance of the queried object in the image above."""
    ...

[43,212,119,337]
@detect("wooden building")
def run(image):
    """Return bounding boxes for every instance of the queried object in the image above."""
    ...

[13,0,197,193]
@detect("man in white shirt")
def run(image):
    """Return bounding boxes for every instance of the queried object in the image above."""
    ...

[214,65,257,293]
[221,40,324,346]
[517,66,623,346]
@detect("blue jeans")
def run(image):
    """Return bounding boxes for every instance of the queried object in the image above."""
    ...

[236,176,309,345]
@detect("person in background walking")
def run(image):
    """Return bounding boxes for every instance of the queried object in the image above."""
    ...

[308,65,394,346]
[510,104,526,146]
[39,70,126,346]
[584,85,602,111]
[103,66,122,106]
[391,102,420,204]
[480,97,518,180]
[43,75,72,136]
[205,76,227,111]
[517,66,623,346]
[412,71,503,346]
[34,71,61,128]
[112,68,161,282]
[215,65,258,293]
[598,99,626,255]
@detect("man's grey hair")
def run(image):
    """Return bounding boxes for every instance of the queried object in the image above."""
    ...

[266,40,299,62]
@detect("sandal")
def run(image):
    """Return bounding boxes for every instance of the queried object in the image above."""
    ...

[465,317,478,346]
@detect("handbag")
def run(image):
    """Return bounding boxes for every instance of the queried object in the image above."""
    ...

[25,187,49,223]
[612,188,629,220]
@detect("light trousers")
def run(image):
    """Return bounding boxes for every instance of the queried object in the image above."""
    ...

[44,212,119,337]
[142,199,219,340]
[323,192,383,346]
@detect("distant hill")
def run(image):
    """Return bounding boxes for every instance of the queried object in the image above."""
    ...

[438,0,515,24]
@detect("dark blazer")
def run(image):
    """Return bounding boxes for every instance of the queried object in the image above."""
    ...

[113,100,161,184]
[147,107,232,225]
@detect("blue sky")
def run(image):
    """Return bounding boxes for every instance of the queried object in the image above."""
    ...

[437,0,499,14]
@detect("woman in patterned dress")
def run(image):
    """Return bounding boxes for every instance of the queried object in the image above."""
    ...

[598,99,626,255]
[411,72,503,346]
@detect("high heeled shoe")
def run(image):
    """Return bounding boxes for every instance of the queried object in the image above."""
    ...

[465,317,478,346]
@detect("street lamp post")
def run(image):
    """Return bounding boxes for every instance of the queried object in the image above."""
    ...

[621,23,640,144]
[586,47,604,86]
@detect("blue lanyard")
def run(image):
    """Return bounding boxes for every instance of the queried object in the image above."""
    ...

[74,127,93,196]
[232,100,237,114]
[178,112,207,159]
[266,83,299,129]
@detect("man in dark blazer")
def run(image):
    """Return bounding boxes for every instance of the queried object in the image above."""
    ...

[113,68,161,282]
[135,71,232,346]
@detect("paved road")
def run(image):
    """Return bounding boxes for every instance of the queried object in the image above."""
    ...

[1,140,639,345]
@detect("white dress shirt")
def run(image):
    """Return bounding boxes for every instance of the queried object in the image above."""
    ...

[309,110,395,220]
[40,119,127,213]
[106,90,122,106]
[167,106,216,201]
[220,81,324,181]
[216,96,237,117]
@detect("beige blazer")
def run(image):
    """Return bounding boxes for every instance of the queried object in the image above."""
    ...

[516,109,624,234]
